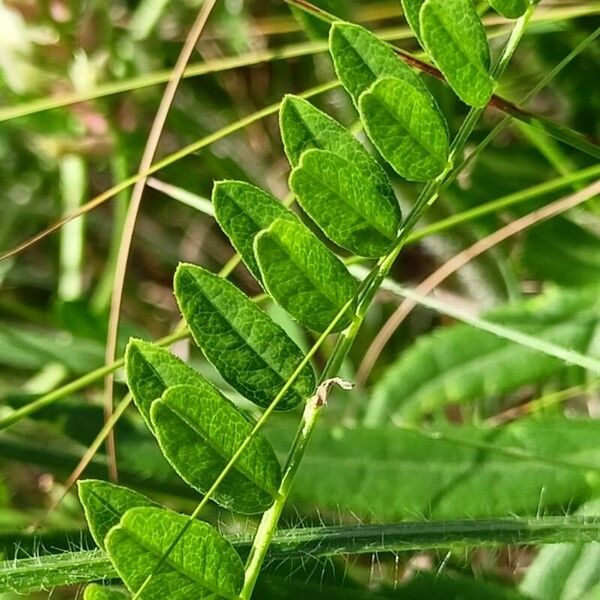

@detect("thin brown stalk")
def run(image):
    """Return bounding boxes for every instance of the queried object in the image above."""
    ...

[103,0,219,481]
[356,179,600,387]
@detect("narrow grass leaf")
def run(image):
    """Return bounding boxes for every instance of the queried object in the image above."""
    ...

[489,0,528,19]
[174,263,316,409]
[78,480,157,550]
[359,77,449,181]
[105,506,244,600]
[254,218,357,332]
[151,384,281,514]
[328,22,426,103]
[212,180,295,280]
[420,0,494,106]
[290,148,399,256]
[125,339,202,428]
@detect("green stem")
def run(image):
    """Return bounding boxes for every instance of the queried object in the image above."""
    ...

[239,10,534,598]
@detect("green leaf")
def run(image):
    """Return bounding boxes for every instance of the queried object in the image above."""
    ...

[400,0,426,42]
[328,22,426,103]
[420,0,494,107]
[290,149,399,256]
[367,286,600,424]
[105,506,244,600]
[174,263,316,410]
[359,77,450,181]
[520,499,600,600]
[84,584,129,600]
[489,0,528,19]
[279,96,401,241]
[212,180,295,281]
[78,480,157,550]
[125,339,202,428]
[522,218,600,287]
[254,218,357,332]
[267,419,600,520]
[151,384,281,514]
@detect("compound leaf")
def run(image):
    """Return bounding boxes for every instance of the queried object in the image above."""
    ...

[212,180,295,280]
[78,480,157,550]
[151,384,281,514]
[105,507,244,600]
[489,0,528,19]
[290,149,399,256]
[174,263,315,410]
[84,584,129,600]
[420,0,494,107]
[125,339,202,428]
[329,21,426,103]
[359,77,449,181]
[254,218,357,332]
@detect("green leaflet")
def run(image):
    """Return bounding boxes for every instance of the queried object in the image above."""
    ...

[267,419,600,520]
[279,96,400,231]
[400,0,426,42]
[520,500,600,600]
[328,22,426,103]
[359,77,450,181]
[78,480,157,550]
[151,384,281,514]
[367,286,600,424]
[420,0,494,107]
[125,339,202,428]
[290,149,399,256]
[84,584,129,600]
[212,180,295,281]
[105,507,244,600]
[174,263,316,410]
[254,218,357,332]
[489,0,528,19]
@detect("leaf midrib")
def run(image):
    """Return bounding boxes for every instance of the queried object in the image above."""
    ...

[183,270,307,398]
[158,399,277,496]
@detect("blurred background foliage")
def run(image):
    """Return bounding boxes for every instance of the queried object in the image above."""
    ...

[0,0,599,598]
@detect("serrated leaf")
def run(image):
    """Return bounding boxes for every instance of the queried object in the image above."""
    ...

[254,219,357,332]
[279,96,401,241]
[267,419,600,520]
[125,339,202,428]
[367,286,600,424]
[105,506,244,600]
[151,384,281,514]
[78,480,157,550]
[420,0,494,107]
[84,584,129,600]
[174,263,315,410]
[212,180,295,280]
[489,0,528,19]
[329,22,426,103]
[400,0,425,42]
[290,149,399,256]
[359,77,449,181]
